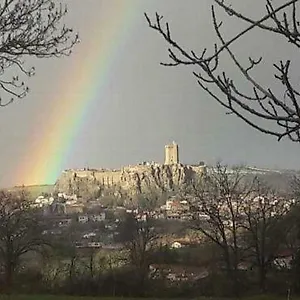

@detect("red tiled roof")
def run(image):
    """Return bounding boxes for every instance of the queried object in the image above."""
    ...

[275,249,295,258]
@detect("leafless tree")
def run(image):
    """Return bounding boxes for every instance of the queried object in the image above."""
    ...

[145,0,300,142]
[119,213,158,294]
[188,164,296,293]
[188,163,252,295]
[241,180,295,291]
[0,190,49,291]
[137,187,166,212]
[0,0,78,106]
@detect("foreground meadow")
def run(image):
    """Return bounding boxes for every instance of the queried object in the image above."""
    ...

[0,295,299,300]
[0,296,114,300]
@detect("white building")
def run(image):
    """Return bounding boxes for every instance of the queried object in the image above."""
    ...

[78,215,89,223]
[89,212,105,222]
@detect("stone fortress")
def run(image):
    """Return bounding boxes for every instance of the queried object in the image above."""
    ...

[55,143,206,197]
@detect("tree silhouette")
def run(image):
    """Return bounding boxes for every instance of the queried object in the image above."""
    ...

[146,0,300,142]
[0,0,78,106]
[0,190,49,292]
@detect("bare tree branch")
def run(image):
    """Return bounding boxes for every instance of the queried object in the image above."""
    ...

[0,190,49,291]
[0,0,78,105]
[145,0,300,142]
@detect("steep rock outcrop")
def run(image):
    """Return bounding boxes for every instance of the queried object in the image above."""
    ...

[55,164,206,199]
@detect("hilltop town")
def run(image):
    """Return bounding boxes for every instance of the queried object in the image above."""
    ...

[32,142,207,222]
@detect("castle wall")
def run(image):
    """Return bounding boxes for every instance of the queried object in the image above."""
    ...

[94,170,122,186]
[56,163,207,198]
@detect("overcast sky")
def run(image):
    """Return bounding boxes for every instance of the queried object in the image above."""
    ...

[0,0,299,187]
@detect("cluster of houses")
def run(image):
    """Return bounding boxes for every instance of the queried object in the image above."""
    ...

[158,196,194,220]
[49,212,106,228]
[32,192,85,214]
[41,211,121,249]
[33,190,197,223]
[33,190,297,280]
[33,195,55,208]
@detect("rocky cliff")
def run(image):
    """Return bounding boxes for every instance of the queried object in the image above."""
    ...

[55,164,206,199]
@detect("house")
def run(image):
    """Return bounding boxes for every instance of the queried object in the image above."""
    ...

[171,241,186,249]
[78,215,89,223]
[75,242,85,248]
[198,213,210,221]
[87,242,102,248]
[89,212,105,222]
[237,261,252,271]
[57,218,72,227]
[33,196,54,208]
[149,264,209,282]
[65,204,84,214]
[165,197,190,212]
[42,229,62,235]
[273,249,295,269]
[58,193,77,201]
[170,240,198,249]
[105,223,117,231]
[166,212,181,220]
[102,243,123,250]
[83,232,97,239]
[136,213,148,222]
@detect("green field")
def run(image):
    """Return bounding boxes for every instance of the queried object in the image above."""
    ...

[0,295,297,300]
[6,184,54,199]
[0,296,146,300]
[0,296,111,300]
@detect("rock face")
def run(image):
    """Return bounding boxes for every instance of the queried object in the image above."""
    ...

[55,164,206,199]
[54,164,295,200]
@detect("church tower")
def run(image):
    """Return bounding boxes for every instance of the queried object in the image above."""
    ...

[164,141,179,165]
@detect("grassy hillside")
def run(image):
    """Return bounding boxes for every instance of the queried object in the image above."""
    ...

[6,184,54,199]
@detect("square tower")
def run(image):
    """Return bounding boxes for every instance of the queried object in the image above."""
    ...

[164,141,179,165]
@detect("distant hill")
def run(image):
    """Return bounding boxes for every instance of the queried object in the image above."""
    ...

[5,184,54,199]
[206,165,298,192]
[239,166,298,192]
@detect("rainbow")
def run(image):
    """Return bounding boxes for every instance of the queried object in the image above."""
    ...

[15,2,141,186]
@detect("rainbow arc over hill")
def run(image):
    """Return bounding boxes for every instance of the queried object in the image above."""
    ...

[16,2,141,186]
